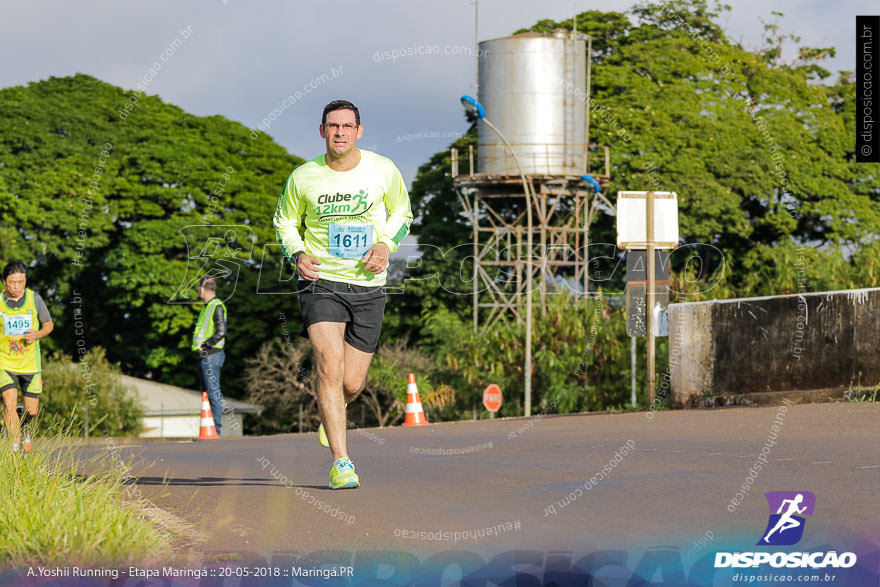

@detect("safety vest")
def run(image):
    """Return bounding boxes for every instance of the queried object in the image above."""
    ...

[0,288,41,373]
[192,298,226,351]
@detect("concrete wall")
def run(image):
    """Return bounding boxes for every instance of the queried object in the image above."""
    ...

[668,288,880,406]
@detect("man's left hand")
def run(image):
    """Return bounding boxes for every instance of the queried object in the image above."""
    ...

[23,330,37,344]
[361,242,390,274]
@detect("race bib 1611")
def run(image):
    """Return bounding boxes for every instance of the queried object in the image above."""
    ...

[328,224,373,259]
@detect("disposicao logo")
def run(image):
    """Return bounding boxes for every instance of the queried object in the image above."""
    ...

[758,491,815,546]
[714,491,857,570]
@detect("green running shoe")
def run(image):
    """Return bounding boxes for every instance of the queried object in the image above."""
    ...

[329,457,360,489]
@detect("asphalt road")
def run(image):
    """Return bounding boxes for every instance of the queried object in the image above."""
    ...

[76,401,879,568]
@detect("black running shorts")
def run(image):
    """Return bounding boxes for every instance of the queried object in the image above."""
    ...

[296,279,386,354]
[0,370,43,398]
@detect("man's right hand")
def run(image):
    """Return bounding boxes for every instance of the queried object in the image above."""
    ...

[297,253,321,281]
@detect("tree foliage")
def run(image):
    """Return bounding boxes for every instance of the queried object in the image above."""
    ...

[0,74,303,396]
[243,337,456,431]
[422,290,667,415]
[410,1,880,305]
[403,0,879,412]
[507,0,880,296]
[243,337,317,435]
[41,347,143,436]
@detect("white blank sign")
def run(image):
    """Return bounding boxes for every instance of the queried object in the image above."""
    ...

[616,191,679,249]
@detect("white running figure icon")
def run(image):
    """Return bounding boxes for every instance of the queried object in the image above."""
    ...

[762,493,807,543]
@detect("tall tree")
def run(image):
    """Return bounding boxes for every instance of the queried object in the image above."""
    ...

[399,0,880,412]
[0,74,303,394]
[409,0,880,307]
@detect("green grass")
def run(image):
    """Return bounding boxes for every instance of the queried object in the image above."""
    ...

[846,385,879,403]
[844,376,880,403]
[0,435,172,568]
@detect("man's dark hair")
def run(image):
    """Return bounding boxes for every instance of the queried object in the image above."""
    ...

[2,260,27,281]
[200,276,217,292]
[322,100,360,126]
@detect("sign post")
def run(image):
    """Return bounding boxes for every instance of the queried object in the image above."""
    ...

[631,336,637,408]
[646,191,656,404]
[625,251,670,337]
[483,384,502,418]
[617,191,679,407]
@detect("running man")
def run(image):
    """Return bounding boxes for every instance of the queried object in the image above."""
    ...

[0,261,54,453]
[762,493,807,543]
[273,100,412,489]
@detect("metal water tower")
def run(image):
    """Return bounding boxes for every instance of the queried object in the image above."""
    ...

[477,30,586,176]
[452,29,612,331]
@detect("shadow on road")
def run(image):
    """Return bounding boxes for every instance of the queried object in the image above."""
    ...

[132,476,326,490]
[133,476,276,487]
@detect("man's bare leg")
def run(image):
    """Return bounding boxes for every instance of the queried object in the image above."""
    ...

[2,389,19,445]
[22,396,38,449]
[342,342,374,403]
[22,396,38,421]
[309,322,348,461]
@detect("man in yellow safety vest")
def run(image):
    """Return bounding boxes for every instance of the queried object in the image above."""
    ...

[192,276,227,434]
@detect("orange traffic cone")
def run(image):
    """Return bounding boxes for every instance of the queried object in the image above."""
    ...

[198,392,219,440]
[403,373,429,427]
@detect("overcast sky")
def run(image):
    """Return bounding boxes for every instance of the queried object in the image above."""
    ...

[0,0,874,185]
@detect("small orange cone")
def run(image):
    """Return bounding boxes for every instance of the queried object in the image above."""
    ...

[198,392,219,439]
[403,373,429,427]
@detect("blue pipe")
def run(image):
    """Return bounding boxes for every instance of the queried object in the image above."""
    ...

[581,174,601,194]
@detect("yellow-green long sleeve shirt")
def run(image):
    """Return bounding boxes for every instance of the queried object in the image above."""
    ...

[273,150,413,286]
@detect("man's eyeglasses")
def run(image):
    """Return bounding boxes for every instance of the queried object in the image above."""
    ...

[324,123,358,132]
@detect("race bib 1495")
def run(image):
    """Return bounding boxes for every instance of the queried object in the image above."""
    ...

[3,314,32,337]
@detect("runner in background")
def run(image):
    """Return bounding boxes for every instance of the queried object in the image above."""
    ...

[273,99,412,489]
[0,261,54,453]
